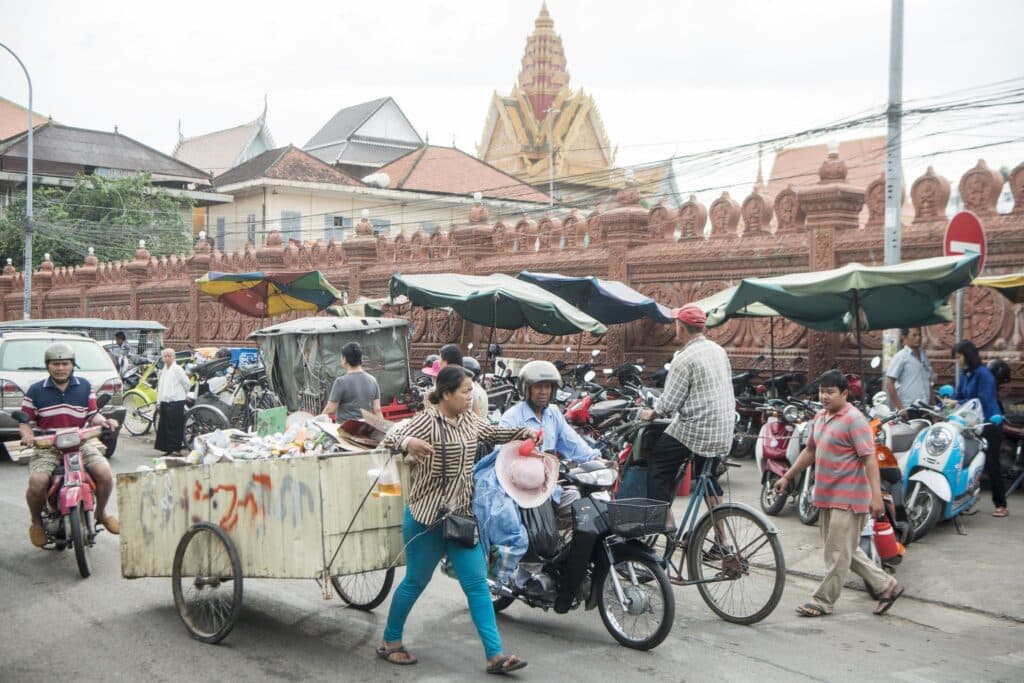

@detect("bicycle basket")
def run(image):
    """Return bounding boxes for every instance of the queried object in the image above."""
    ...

[603,498,672,538]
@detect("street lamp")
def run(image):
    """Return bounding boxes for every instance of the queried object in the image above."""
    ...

[544,107,560,207]
[0,42,34,320]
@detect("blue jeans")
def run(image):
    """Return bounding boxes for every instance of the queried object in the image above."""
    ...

[383,507,502,660]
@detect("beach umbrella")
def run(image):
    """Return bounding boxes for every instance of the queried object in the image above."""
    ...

[196,271,342,317]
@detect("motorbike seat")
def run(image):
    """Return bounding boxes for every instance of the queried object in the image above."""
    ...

[1004,413,1024,427]
[962,435,980,467]
[589,399,628,419]
[889,422,926,454]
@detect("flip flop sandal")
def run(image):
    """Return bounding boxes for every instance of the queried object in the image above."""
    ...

[874,585,905,616]
[795,603,829,617]
[487,654,528,675]
[993,508,1009,518]
[376,644,417,666]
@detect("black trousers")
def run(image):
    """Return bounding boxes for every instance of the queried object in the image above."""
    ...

[155,400,186,454]
[983,423,1006,508]
[646,432,723,503]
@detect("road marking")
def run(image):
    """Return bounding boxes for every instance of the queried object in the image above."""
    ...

[892,667,941,683]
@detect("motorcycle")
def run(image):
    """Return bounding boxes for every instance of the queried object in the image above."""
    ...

[730,355,767,459]
[10,395,112,578]
[756,399,815,516]
[902,396,990,541]
[471,459,676,650]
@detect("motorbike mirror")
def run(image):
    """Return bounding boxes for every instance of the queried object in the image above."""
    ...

[584,370,596,383]
[554,360,567,370]
[870,355,881,369]
[872,391,889,407]
[591,349,601,358]
[663,363,670,370]
[755,354,766,363]
[793,357,805,367]
[497,360,506,370]
[938,384,954,398]
[565,346,572,353]
[96,393,112,411]
[633,364,643,374]
[10,409,30,424]
[467,342,473,351]
[756,384,767,394]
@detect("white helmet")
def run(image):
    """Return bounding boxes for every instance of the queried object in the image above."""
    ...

[518,360,562,397]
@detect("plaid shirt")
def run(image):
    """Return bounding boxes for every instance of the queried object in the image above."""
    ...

[653,335,735,457]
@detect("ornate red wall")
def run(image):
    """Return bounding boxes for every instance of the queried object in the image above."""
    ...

[3,152,1021,391]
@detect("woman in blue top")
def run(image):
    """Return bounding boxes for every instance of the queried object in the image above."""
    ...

[951,341,1007,517]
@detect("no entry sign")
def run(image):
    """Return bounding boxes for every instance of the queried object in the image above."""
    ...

[944,210,986,274]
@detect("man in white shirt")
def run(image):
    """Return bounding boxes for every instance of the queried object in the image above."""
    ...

[886,327,934,413]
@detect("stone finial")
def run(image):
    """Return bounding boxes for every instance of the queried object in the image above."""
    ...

[708,192,740,237]
[910,166,951,224]
[84,246,98,267]
[40,253,54,272]
[818,151,848,183]
[958,159,1004,216]
[1010,161,1024,215]
[773,185,804,233]
[740,188,773,235]
[3,258,14,276]
[135,239,150,261]
[615,169,641,206]
[355,209,374,237]
[677,195,708,240]
[469,191,489,223]
[265,229,283,247]
[194,230,212,253]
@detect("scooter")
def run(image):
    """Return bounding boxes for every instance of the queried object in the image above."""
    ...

[755,399,808,516]
[902,395,989,542]
[10,395,111,578]
[467,459,676,650]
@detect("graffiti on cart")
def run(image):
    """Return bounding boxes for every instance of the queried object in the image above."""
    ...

[190,472,315,533]
[137,476,188,542]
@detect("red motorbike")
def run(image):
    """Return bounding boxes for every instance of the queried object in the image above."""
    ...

[12,400,110,578]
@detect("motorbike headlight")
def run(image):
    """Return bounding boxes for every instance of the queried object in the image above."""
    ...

[782,405,800,423]
[924,426,952,458]
[55,431,82,450]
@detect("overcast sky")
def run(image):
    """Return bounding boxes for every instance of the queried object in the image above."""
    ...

[2,0,1022,203]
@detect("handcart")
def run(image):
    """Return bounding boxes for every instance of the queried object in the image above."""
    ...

[116,449,409,643]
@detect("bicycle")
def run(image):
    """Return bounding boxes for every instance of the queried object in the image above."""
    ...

[615,418,786,625]
[183,360,282,446]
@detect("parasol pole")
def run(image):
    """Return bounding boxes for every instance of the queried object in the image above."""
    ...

[573,331,583,387]
[852,289,865,401]
[770,316,776,387]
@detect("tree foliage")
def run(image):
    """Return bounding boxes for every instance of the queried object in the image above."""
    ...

[0,173,194,269]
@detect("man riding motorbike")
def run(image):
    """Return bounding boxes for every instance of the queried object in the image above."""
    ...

[23,343,121,547]
[472,360,604,591]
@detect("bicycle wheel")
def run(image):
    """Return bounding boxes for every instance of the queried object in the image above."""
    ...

[122,392,154,436]
[183,406,229,448]
[172,523,243,644]
[686,506,785,625]
[70,502,90,578]
[331,568,395,611]
[598,555,674,650]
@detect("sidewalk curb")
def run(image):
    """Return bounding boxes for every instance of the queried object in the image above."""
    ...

[782,566,1024,624]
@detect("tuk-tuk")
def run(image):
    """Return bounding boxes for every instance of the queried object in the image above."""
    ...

[249,316,412,417]
[0,318,166,358]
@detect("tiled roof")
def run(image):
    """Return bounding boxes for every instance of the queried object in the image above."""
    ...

[767,137,888,197]
[0,96,48,141]
[173,120,266,175]
[304,98,390,149]
[0,122,209,182]
[377,145,551,203]
[213,146,363,187]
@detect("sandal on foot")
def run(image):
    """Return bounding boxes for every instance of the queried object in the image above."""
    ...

[376,644,417,666]
[993,507,1009,518]
[487,654,528,675]
[795,603,829,617]
[874,584,905,615]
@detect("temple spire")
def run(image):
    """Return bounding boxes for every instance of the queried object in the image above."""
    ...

[517,3,570,121]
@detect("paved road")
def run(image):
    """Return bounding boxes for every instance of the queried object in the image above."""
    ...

[1,435,1021,682]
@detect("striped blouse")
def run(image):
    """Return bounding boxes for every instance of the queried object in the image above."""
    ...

[382,407,531,525]
[806,403,875,514]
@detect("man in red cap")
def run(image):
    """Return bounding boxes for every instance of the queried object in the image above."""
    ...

[639,303,735,503]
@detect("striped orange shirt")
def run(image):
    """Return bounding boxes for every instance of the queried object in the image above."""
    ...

[806,402,875,513]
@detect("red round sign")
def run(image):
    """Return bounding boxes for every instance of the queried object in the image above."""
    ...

[944,210,986,273]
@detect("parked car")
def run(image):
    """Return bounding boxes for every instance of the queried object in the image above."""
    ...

[0,331,126,458]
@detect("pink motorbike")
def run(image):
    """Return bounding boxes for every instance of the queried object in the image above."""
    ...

[12,402,109,578]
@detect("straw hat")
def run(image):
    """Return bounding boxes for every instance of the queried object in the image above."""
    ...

[495,441,559,508]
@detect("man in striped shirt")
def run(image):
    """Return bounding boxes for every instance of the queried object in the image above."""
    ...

[22,343,120,547]
[776,370,904,617]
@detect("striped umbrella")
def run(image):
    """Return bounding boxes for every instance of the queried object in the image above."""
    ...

[196,271,342,317]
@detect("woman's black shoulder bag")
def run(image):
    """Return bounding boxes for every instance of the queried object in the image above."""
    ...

[437,416,479,548]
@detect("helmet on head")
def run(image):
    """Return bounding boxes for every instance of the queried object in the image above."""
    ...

[463,356,481,379]
[44,342,75,364]
[517,360,562,397]
[422,354,440,370]
[987,358,1011,386]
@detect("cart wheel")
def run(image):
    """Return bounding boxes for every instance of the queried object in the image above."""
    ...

[331,568,395,611]
[172,523,243,643]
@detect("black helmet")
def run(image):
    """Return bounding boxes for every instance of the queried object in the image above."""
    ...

[463,356,481,379]
[423,354,440,369]
[987,358,1011,386]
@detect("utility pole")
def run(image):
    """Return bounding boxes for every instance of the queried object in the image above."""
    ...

[882,0,904,370]
[0,43,33,320]
[545,107,560,206]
